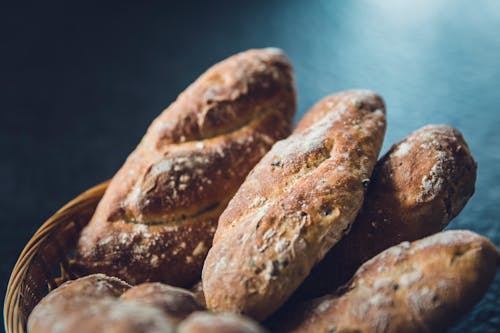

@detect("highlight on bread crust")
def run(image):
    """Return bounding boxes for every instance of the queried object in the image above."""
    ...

[75,48,297,286]
[293,124,477,300]
[202,90,386,320]
[178,312,268,333]
[275,230,500,333]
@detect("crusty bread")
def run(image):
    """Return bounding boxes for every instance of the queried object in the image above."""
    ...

[178,312,268,333]
[76,48,296,286]
[293,125,477,300]
[202,90,386,320]
[28,273,267,333]
[277,230,499,333]
[121,283,204,323]
[27,274,177,333]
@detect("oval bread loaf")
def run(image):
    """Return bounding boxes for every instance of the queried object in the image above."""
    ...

[76,48,296,286]
[293,125,477,300]
[280,230,499,333]
[202,90,387,320]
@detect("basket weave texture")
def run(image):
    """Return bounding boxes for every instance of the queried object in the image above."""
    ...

[3,181,109,333]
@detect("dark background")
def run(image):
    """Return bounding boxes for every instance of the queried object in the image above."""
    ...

[2,1,499,331]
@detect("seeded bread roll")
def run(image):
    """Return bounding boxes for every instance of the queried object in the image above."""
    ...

[121,283,203,323]
[278,230,500,333]
[178,312,268,333]
[202,90,386,320]
[293,125,477,300]
[76,48,296,286]
[27,274,177,333]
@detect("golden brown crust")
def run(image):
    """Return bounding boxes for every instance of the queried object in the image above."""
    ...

[293,125,477,300]
[281,230,500,333]
[178,312,268,333]
[27,274,177,333]
[76,48,296,285]
[121,282,204,323]
[202,90,386,320]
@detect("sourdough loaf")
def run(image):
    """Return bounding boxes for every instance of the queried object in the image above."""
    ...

[202,90,386,319]
[280,230,499,333]
[76,48,296,285]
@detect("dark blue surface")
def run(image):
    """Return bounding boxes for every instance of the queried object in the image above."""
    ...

[2,1,499,331]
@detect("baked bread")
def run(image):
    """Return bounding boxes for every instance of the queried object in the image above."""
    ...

[277,230,499,333]
[27,274,177,333]
[293,125,477,300]
[76,48,296,285]
[178,312,268,333]
[121,283,204,323]
[28,273,267,333]
[202,90,386,319]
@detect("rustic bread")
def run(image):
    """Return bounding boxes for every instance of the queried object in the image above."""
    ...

[293,124,477,300]
[76,48,296,286]
[202,90,386,320]
[28,274,266,333]
[27,274,177,333]
[277,230,499,333]
[178,312,268,333]
[121,282,203,323]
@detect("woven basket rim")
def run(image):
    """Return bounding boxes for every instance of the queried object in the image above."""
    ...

[3,181,109,333]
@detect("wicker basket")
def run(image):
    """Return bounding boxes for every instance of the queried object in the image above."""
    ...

[3,181,109,333]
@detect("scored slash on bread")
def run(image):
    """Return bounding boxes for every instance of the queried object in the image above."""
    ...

[292,124,477,300]
[273,230,500,333]
[202,90,387,320]
[75,48,297,286]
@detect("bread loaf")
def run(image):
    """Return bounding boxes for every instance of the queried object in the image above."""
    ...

[28,274,267,333]
[27,274,177,333]
[293,125,477,300]
[76,48,296,285]
[178,312,268,333]
[202,90,386,319]
[279,230,499,333]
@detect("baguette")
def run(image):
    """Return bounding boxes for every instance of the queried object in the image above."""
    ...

[202,90,386,319]
[76,48,296,285]
[280,230,499,333]
[293,125,477,300]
